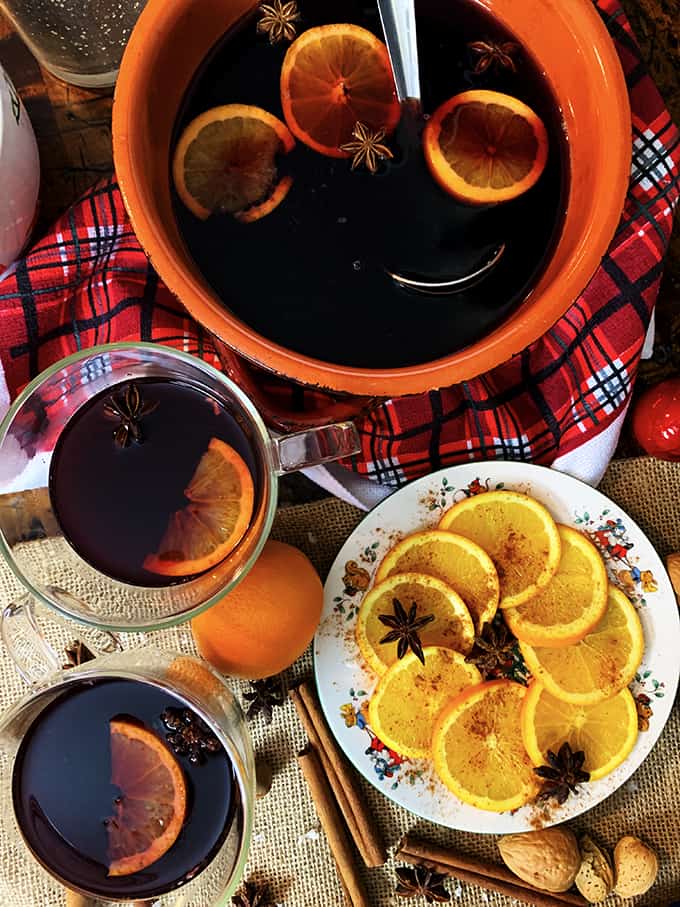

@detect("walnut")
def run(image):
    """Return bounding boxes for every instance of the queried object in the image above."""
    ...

[614,835,658,897]
[575,835,614,902]
[498,828,581,892]
[666,552,680,600]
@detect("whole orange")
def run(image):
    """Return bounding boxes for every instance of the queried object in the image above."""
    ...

[191,540,323,679]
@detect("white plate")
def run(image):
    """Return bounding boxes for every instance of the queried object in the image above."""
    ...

[314,462,680,833]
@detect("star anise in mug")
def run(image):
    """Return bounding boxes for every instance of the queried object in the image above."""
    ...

[161,707,222,764]
[464,616,516,677]
[395,865,451,903]
[339,121,394,174]
[256,0,301,44]
[103,381,158,447]
[468,39,520,75]
[232,880,272,907]
[534,741,590,805]
[243,676,286,723]
[379,598,434,665]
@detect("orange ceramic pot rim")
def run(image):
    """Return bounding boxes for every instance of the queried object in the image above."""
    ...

[113,0,631,397]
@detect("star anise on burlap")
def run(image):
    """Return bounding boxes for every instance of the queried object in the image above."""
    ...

[464,616,516,677]
[256,0,301,44]
[378,597,435,665]
[103,381,159,447]
[468,39,520,75]
[395,865,451,903]
[161,707,222,764]
[232,880,272,907]
[62,640,96,669]
[339,121,394,174]
[534,741,590,805]
[243,676,286,723]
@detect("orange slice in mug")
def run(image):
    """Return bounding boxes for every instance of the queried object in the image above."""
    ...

[423,89,549,205]
[280,23,400,157]
[107,719,187,876]
[172,103,295,220]
[144,437,254,577]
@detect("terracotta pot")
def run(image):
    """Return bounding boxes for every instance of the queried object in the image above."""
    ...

[113,0,630,400]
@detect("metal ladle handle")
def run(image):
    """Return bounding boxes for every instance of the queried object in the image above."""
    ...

[377,0,421,105]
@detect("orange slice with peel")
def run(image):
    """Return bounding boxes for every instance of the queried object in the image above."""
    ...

[356,572,475,675]
[432,680,537,812]
[172,104,294,220]
[107,719,186,876]
[504,525,608,646]
[144,437,254,577]
[280,23,400,157]
[375,531,499,632]
[423,89,549,205]
[438,490,561,609]
[368,647,481,759]
[520,681,639,781]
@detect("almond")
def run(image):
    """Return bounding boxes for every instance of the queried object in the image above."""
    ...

[575,835,614,902]
[614,835,658,897]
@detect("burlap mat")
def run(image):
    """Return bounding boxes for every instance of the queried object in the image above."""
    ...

[0,457,678,906]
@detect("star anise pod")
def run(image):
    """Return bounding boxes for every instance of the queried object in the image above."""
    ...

[161,707,222,764]
[243,676,286,723]
[534,741,590,805]
[232,880,271,907]
[103,381,158,448]
[378,597,434,665]
[395,865,451,903]
[256,0,300,44]
[464,616,516,677]
[63,639,96,669]
[339,121,394,174]
[468,39,520,75]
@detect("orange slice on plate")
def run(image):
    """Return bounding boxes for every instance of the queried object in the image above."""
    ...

[144,437,254,577]
[355,572,475,675]
[280,23,400,157]
[172,104,295,220]
[504,525,608,646]
[375,530,499,632]
[423,89,549,204]
[368,647,481,759]
[432,680,537,812]
[438,490,561,609]
[107,719,187,876]
[520,681,639,781]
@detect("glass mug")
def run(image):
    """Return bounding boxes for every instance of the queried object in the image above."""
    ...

[0,342,359,632]
[0,596,254,906]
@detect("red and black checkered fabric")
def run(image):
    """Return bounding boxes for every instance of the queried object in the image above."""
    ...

[1,0,678,487]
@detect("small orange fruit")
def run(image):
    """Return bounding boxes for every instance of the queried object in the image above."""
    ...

[280,24,400,157]
[144,438,255,578]
[191,540,322,679]
[423,89,549,205]
[107,719,187,876]
[172,103,295,220]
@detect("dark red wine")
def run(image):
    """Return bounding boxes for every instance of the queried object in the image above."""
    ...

[12,678,242,901]
[48,378,259,586]
[172,0,568,369]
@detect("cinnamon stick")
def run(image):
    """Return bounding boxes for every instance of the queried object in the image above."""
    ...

[397,837,587,907]
[290,682,386,866]
[297,746,371,907]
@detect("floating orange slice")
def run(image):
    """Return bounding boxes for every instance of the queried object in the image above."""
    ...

[107,719,187,876]
[172,104,294,220]
[423,90,549,205]
[280,23,400,157]
[144,438,254,577]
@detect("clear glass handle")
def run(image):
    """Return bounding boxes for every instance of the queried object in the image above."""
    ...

[271,422,360,475]
[1,594,122,685]
[377,0,421,104]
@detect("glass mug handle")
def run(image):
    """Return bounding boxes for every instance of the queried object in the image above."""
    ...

[271,422,361,474]
[1,594,122,685]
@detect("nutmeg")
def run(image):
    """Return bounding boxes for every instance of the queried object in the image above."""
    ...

[498,827,581,892]
[575,834,614,903]
[614,835,658,897]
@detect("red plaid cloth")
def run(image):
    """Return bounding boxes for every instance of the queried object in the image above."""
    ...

[1,0,679,487]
